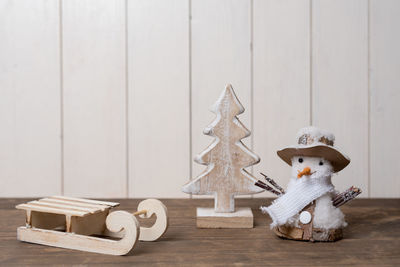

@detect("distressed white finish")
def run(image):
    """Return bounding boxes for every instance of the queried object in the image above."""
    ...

[62,0,127,197]
[183,85,262,213]
[370,0,400,197]
[1,0,399,198]
[128,0,190,198]
[0,0,61,197]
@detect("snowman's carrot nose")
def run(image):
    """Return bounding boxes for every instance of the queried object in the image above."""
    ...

[297,167,311,178]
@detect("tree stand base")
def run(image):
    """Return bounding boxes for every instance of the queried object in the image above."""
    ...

[274,225,343,242]
[196,207,253,228]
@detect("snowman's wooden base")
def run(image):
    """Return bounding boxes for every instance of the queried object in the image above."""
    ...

[273,225,343,242]
[196,207,253,228]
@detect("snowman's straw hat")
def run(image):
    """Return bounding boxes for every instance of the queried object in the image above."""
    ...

[277,127,350,173]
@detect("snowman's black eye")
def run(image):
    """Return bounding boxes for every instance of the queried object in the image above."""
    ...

[298,158,303,163]
[319,161,324,166]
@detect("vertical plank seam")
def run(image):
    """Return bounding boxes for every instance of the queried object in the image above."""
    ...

[59,0,65,196]
[309,0,313,126]
[125,0,130,198]
[250,0,254,199]
[367,0,371,197]
[189,0,193,199]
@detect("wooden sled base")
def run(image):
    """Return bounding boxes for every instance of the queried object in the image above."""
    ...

[16,197,168,255]
[274,225,343,242]
[196,207,253,228]
[17,210,139,256]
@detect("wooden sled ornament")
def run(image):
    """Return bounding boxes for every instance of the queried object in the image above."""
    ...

[16,196,168,255]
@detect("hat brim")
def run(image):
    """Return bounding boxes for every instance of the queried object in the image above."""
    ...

[277,144,350,173]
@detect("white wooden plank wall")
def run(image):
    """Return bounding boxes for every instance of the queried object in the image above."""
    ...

[0,0,61,197]
[312,0,369,194]
[1,0,399,198]
[370,0,400,197]
[253,0,311,198]
[62,0,127,197]
[128,0,190,198]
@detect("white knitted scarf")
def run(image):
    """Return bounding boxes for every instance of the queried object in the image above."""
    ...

[261,176,334,227]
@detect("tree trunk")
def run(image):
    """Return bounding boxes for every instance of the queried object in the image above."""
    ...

[214,192,234,212]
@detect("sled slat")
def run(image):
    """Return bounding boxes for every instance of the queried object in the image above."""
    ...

[28,201,99,213]
[51,196,119,207]
[16,204,87,217]
[39,198,108,211]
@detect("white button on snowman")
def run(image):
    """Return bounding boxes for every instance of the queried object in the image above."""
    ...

[299,211,312,224]
[259,127,361,242]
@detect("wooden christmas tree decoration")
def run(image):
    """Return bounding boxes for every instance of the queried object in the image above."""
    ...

[182,84,263,228]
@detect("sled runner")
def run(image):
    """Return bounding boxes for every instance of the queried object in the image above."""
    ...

[16,196,168,255]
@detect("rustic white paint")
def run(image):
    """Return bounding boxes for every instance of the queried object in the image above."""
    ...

[191,0,253,198]
[370,0,400,197]
[182,85,262,212]
[0,0,399,198]
[128,0,190,198]
[62,0,127,197]
[312,0,369,195]
[253,0,311,197]
[0,0,61,197]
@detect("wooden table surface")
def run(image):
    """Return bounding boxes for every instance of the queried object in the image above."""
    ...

[0,198,399,266]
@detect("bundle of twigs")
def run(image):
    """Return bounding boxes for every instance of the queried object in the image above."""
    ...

[332,186,362,207]
[255,173,284,196]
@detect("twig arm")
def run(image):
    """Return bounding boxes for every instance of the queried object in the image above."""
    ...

[255,180,281,196]
[260,173,285,194]
[332,186,362,207]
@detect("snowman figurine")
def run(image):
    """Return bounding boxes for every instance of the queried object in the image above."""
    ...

[258,127,361,242]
